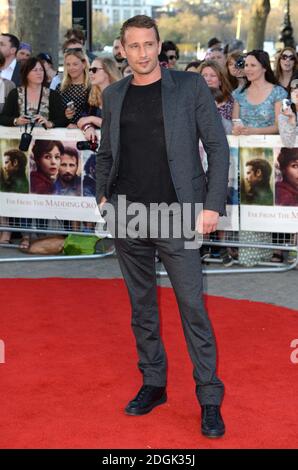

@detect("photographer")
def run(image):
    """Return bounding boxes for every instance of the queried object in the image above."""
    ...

[226,50,247,91]
[56,49,90,128]
[0,57,67,128]
[278,79,298,147]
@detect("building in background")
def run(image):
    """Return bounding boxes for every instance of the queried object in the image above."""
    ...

[92,0,153,25]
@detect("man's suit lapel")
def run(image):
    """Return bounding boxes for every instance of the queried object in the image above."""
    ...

[161,67,177,158]
[111,76,132,160]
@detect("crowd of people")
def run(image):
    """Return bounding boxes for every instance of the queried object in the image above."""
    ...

[0,28,297,264]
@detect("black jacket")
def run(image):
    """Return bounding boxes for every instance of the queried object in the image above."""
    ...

[0,87,68,128]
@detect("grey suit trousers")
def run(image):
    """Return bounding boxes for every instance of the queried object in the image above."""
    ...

[105,195,224,406]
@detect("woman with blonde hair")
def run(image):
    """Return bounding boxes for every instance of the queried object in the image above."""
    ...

[77,57,121,140]
[275,47,298,91]
[56,49,90,127]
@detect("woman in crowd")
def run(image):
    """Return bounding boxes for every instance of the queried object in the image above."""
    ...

[0,57,66,247]
[77,57,121,140]
[56,49,90,127]
[0,56,67,128]
[197,60,234,265]
[232,49,287,266]
[275,47,298,91]
[199,60,234,131]
[226,50,247,91]
[278,78,298,147]
[30,140,64,194]
[275,148,298,206]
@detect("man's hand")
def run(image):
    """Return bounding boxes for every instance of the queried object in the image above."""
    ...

[196,209,219,234]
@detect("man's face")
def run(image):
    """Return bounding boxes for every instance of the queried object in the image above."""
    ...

[59,154,78,183]
[245,165,261,188]
[121,27,161,77]
[0,35,15,60]
[2,155,17,179]
[113,39,124,62]
[209,49,225,67]
[16,49,31,61]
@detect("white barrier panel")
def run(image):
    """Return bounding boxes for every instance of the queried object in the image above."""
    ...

[237,135,298,233]
[0,127,103,223]
[0,128,297,231]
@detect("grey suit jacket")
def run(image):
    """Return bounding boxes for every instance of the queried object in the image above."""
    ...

[96,67,230,216]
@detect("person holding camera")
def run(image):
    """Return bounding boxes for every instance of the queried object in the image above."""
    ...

[0,57,67,129]
[77,57,121,142]
[56,49,90,128]
[278,79,298,148]
[226,50,247,91]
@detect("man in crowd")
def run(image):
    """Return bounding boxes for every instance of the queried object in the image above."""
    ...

[16,42,32,62]
[113,37,126,70]
[0,33,21,85]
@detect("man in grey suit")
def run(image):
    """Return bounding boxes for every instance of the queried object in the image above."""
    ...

[96,15,229,438]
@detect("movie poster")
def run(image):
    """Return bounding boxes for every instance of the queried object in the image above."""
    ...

[239,136,298,232]
[0,127,101,222]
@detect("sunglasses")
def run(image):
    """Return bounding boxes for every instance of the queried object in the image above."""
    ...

[281,54,296,61]
[167,55,177,60]
[89,67,103,73]
[64,47,83,53]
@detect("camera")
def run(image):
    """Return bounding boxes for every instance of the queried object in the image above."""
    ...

[76,140,98,152]
[66,101,75,111]
[282,98,292,112]
[19,132,32,151]
[235,56,246,69]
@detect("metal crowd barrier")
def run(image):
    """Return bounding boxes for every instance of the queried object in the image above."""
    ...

[157,231,298,275]
[0,217,297,274]
[0,217,114,263]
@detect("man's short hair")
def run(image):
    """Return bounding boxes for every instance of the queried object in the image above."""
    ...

[1,33,20,52]
[120,15,160,45]
[246,158,272,185]
[62,146,79,166]
[207,37,221,49]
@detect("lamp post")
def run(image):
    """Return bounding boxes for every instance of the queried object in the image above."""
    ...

[279,0,295,49]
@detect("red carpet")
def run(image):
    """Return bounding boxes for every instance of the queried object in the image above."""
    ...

[0,278,297,449]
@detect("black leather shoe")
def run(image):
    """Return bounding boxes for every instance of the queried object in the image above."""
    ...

[125,385,167,416]
[201,405,225,438]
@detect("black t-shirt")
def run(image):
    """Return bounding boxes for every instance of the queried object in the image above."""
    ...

[115,79,178,205]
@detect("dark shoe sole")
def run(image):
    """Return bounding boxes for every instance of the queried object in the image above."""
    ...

[201,428,225,438]
[125,393,167,416]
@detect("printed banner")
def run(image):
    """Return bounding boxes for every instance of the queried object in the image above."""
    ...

[0,129,297,233]
[200,135,239,231]
[0,127,102,222]
[239,136,298,232]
